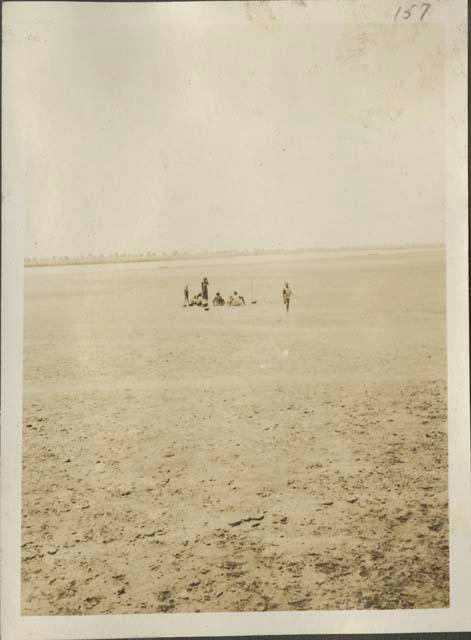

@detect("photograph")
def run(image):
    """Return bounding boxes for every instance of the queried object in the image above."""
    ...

[1,1,469,638]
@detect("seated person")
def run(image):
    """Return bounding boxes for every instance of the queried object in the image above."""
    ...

[212,292,225,306]
[189,293,203,307]
[229,291,245,306]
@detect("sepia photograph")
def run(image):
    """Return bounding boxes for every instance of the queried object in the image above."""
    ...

[1,1,469,638]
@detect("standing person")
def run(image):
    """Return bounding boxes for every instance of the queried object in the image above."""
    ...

[184,285,189,306]
[201,277,209,302]
[283,282,292,312]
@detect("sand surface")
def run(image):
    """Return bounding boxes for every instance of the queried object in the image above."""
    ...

[22,248,448,614]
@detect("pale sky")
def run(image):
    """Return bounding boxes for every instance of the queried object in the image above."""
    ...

[4,2,445,258]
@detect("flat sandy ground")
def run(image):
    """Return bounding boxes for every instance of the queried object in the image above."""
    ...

[22,247,448,615]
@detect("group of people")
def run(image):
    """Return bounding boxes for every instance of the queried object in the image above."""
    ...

[184,278,293,312]
[184,278,210,309]
[184,277,215,310]
[212,291,246,306]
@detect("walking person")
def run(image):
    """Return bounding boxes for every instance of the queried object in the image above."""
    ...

[184,284,189,306]
[283,282,292,312]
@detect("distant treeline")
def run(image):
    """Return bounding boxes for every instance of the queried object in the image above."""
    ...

[25,252,184,267]
[25,249,295,267]
[24,244,444,268]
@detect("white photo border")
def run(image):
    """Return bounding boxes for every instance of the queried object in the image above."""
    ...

[1,1,469,638]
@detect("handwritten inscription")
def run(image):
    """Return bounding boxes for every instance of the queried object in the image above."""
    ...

[394,3,432,21]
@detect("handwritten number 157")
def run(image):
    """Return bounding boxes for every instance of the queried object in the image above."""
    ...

[394,3,431,21]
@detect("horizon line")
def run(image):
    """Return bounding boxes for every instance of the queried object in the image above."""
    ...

[24,242,445,268]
